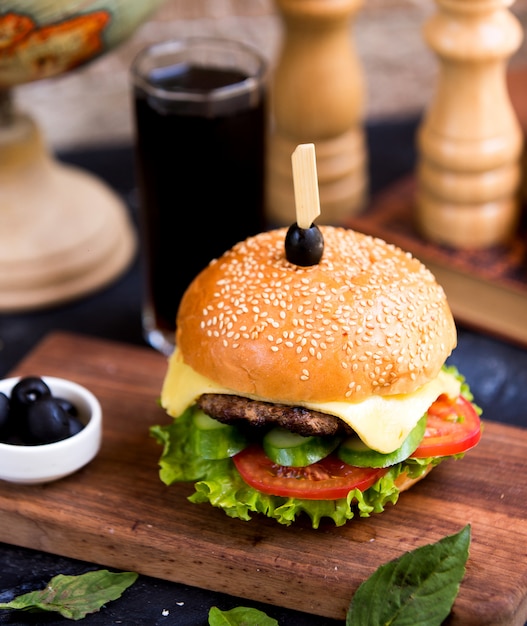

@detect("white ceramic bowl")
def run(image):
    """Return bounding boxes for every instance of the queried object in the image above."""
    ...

[0,376,102,484]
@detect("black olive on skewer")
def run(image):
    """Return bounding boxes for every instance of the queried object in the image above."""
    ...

[285,222,324,266]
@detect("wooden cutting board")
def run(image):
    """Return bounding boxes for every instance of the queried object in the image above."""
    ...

[1,331,527,625]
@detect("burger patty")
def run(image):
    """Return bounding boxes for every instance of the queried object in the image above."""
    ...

[197,393,354,437]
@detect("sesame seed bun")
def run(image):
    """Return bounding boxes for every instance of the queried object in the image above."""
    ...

[176,226,457,404]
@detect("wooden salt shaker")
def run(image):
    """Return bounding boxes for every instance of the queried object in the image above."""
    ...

[266,0,367,226]
[416,0,524,249]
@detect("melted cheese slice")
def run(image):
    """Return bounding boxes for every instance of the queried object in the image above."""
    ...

[161,348,461,454]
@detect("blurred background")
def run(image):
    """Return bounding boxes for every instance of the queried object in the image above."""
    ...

[13,0,527,153]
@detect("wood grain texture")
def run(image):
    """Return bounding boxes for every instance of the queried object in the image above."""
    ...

[1,332,527,624]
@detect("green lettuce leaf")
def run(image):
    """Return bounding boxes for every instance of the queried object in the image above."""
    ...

[444,364,482,415]
[150,411,437,529]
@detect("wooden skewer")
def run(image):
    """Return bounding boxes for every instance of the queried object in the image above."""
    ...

[291,143,321,229]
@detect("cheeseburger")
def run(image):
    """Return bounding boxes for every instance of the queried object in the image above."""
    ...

[152,225,481,528]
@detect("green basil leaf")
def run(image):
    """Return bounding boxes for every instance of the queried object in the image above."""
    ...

[346,524,471,626]
[0,570,138,621]
[208,605,278,625]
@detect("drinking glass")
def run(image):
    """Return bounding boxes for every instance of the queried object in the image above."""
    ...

[131,37,268,355]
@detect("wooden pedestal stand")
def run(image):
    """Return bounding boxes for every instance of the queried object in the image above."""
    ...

[266,0,367,226]
[416,0,524,248]
[0,109,136,312]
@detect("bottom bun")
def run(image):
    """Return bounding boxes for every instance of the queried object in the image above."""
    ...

[395,465,433,493]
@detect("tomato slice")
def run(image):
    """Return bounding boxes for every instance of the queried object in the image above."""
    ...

[411,395,481,458]
[233,445,388,500]
[232,394,481,499]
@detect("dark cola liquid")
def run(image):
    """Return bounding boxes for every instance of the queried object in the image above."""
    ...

[134,64,266,337]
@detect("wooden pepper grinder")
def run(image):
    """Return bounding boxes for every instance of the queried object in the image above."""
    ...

[416,0,524,249]
[266,0,367,226]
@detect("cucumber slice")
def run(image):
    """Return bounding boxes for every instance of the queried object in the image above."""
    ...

[191,409,247,460]
[263,427,341,467]
[338,414,428,468]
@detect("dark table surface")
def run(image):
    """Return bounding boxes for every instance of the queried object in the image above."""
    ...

[1,117,527,625]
